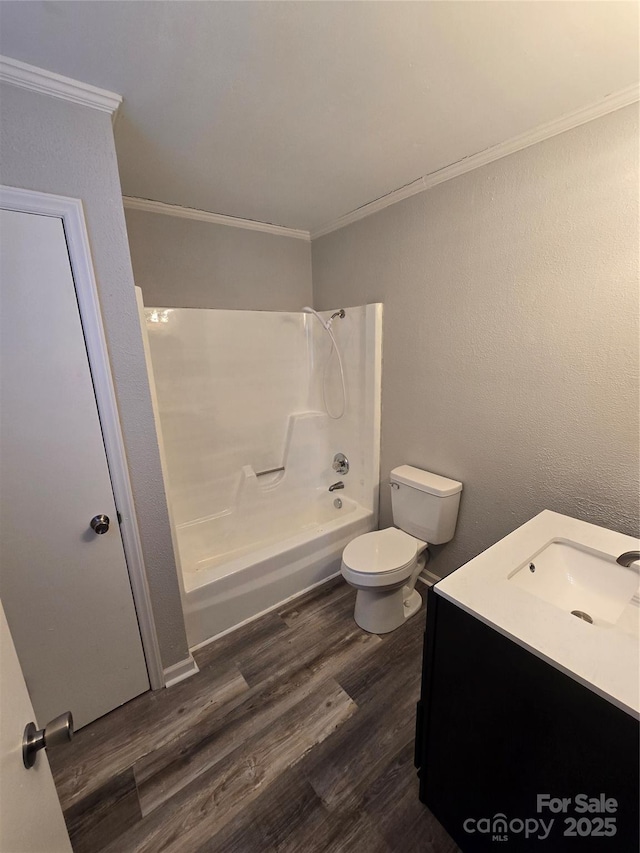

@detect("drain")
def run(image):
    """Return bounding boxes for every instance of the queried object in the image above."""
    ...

[571,610,593,624]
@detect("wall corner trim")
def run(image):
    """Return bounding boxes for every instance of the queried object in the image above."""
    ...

[0,55,122,117]
[310,82,640,240]
[122,196,312,242]
[163,654,199,689]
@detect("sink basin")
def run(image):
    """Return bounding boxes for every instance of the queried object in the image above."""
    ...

[508,538,639,627]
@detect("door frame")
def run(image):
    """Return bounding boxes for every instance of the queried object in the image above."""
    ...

[0,185,165,690]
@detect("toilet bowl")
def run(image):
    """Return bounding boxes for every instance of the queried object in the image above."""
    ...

[341,527,427,633]
[341,465,462,634]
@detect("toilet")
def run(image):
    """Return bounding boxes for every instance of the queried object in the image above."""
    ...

[341,465,462,633]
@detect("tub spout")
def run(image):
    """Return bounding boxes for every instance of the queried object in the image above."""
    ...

[328,481,345,492]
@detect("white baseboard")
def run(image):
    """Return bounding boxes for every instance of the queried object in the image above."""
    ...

[163,653,199,688]
[417,568,442,588]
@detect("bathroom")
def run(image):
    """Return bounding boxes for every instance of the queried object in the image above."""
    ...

[0,2,638,852]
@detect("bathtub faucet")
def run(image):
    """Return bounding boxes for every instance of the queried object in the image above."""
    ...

[328,481,345,492]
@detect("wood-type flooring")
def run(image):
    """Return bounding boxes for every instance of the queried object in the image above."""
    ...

[49,577,459,853]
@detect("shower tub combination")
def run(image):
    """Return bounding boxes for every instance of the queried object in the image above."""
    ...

[141,301,382,647]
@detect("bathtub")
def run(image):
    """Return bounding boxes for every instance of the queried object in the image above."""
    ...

[138,298,383,650]
[181,495,375,648]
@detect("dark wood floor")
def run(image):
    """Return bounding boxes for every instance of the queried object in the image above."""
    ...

[49,577,459,853]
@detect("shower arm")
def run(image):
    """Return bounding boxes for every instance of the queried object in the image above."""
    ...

[301,306,345,330]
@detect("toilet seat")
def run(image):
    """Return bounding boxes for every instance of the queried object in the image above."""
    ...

[342,527,426,584]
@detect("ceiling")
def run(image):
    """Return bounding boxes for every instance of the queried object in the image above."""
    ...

[1,2,638,233]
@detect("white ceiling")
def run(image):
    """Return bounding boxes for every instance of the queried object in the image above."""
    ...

[1,2,638,233]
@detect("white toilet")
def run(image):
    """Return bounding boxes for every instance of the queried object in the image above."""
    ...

[341,465,462,633]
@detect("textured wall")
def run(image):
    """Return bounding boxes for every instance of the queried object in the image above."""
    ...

[312,105,640,576]
[125,208,312,310]
[0,83,190,668]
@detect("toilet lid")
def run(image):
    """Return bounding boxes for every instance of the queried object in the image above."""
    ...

[343,528,420,574]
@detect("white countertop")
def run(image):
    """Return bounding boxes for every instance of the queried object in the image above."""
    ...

[435,510,640,718]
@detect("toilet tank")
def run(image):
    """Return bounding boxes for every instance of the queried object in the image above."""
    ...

[390,465,462,544]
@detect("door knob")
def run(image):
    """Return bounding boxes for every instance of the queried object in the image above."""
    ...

[90,514,110,534]
[23,712,73,768]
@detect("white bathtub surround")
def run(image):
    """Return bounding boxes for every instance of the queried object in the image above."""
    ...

[436,510,640,717]
[145,303,382,647]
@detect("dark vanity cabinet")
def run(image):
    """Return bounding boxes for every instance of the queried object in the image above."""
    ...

[415,589,639,852]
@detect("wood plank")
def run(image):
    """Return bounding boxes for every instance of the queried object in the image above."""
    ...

[62,767,141,853]
[192,612,289,671]
[301,694,418,817]
[237,587,371,688]
[49,663,248,810]
[100,678,358,853]
[335,607,425,710]
[301,620,425,816]
[135,619,381,816]
[308,811,391,853]
[200,765,392,853]
[194,768,327,853]
[363,742,462,853]
[277,575,352,627]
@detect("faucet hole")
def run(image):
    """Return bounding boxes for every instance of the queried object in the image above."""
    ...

[571,610,593,624]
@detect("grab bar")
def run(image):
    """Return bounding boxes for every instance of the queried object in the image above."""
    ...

[255,466,285,477]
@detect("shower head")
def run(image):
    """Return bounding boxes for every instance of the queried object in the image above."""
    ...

[330,309,346,321]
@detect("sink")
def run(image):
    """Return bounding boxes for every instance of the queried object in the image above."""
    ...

[508,538,639,628]
[434,510,640,717]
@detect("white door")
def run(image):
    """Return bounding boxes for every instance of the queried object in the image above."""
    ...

[0,209,150,729]
[0,599,72,853]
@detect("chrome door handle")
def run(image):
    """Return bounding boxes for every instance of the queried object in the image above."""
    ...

[23,712,73,768]
[90,514,110,534]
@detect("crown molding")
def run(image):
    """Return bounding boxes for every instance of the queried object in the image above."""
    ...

[123,196,311,241]
[0,55,122,117]
[310,177,427,240]
[311,82,640,240]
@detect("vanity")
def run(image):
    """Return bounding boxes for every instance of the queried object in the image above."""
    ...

[415,510,639,852]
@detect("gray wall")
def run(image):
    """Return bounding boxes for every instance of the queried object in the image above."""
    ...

[313,105,640,576]
[0,83,190,668]
[125,208,312,310]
